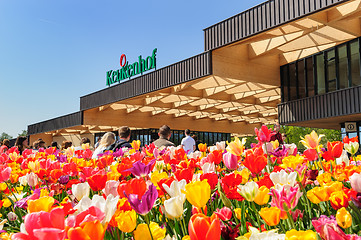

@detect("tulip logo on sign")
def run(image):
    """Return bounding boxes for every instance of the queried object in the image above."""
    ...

[106,48,157,86]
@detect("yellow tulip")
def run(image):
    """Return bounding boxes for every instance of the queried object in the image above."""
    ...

[3,199,11,208]
[234,208,242,220]
[254,186,270,206]
[134,222,166,240]
[27,196,55,213]
[307,187,328,204]
[259,207,281,226]
[226,137,246,156]
[336,207,352,229]
[184,180,211,209]
[131,140,141,151]
[285,229,317,240]
[182,236,190,240]
[150,171,168,190]
[115,210,137,233]
[316,172,332,186]
[238,168,250,184]
[281,155,304,169]
[271,140,279,150]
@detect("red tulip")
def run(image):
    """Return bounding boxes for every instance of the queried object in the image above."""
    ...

[303,148,318,161]
[200,172,218,189]
[207,150,222,165]
[117,178,147,199]
[189,213,221,240]
[323,141,344,161]
[243,147,267,175]
[87,173,107,192]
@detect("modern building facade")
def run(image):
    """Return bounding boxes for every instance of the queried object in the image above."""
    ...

[28,0,361,146]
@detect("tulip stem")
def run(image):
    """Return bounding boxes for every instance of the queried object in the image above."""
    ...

[252,202,261,230]
[144,214,154,240]
[181,217,188,236]
[286,211,296,230]
[5,181,18,202]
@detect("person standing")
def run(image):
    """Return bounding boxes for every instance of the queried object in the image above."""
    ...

[153,125,175,149]
[181,129,196,154]
[15,136,28,155]
[112,126,132,151]
[270,123,283,144]
[0,139,10,153]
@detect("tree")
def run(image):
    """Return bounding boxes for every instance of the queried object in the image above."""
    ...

[280,126,341,152]
[0,132,13,142]
[18,130,27,137]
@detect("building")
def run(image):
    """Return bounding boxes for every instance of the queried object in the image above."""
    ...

[28,0,361,146]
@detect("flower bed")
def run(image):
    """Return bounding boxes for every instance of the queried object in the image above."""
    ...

[0,126,361,240]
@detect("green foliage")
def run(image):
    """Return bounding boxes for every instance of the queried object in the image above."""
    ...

[280,126,341,151]
[0,132,13,142]
[18,130,27,137]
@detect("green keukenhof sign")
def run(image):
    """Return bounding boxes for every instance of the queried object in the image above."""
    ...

[106,48,157,86]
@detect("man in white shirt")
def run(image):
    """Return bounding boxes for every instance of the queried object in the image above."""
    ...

[181,129,196,154]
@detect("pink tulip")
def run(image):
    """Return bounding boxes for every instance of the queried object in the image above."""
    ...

[269,185,302,212]
[12,208,65,240]
[254,125,273,143]
[215,207,232,221]
[28,172,39,187]
[312,215,349,240]
[104,180,120,197]
[0,166,11,182]
[222,152,238,170]
[350,173,361,193]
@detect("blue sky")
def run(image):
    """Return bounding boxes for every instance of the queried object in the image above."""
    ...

[0,0,263,138]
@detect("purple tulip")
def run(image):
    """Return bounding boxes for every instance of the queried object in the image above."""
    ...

[125,183,158,215]
[59,175,69,184]
[222,152,238,170]
[352,193,361,209]
[127,159,155,177]
[57,155,67,163]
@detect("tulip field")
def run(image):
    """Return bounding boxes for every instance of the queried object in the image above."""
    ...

[1,126,361,240]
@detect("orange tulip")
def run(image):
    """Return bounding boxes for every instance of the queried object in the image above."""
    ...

[198,143,207,152]
[188,213,221,240]
[259,207,281,226]
[68,220,105,240]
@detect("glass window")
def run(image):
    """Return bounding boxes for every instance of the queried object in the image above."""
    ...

[350,40,361,87]
[289,63,297,100]
[306,57,315,97]
[281,66,289,101]
[338,45,348,89]
[326,49,337,92]
[349,132,358,139]
[297,60,306,98]
[316,54,326,95]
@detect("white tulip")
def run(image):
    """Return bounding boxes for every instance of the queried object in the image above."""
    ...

[162,179,186,203]
[237,181,259,202]
[164,196,184,219]
[270,170,297,187]
[72,182,90,201]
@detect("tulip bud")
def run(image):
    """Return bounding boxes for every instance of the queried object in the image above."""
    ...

[72,182,90,201]
[237,181,259,202]
[350,173,361,193]
[7,212,17,221]
[336,207,352,229]
[27,172,39,187]
[222,152,238,170]
[254,186,270,205]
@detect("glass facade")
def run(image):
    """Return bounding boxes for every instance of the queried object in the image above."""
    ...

[281,38,361,102]
[95,129,231,147]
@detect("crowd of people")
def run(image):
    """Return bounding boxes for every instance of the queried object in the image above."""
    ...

[0,123,288,159]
